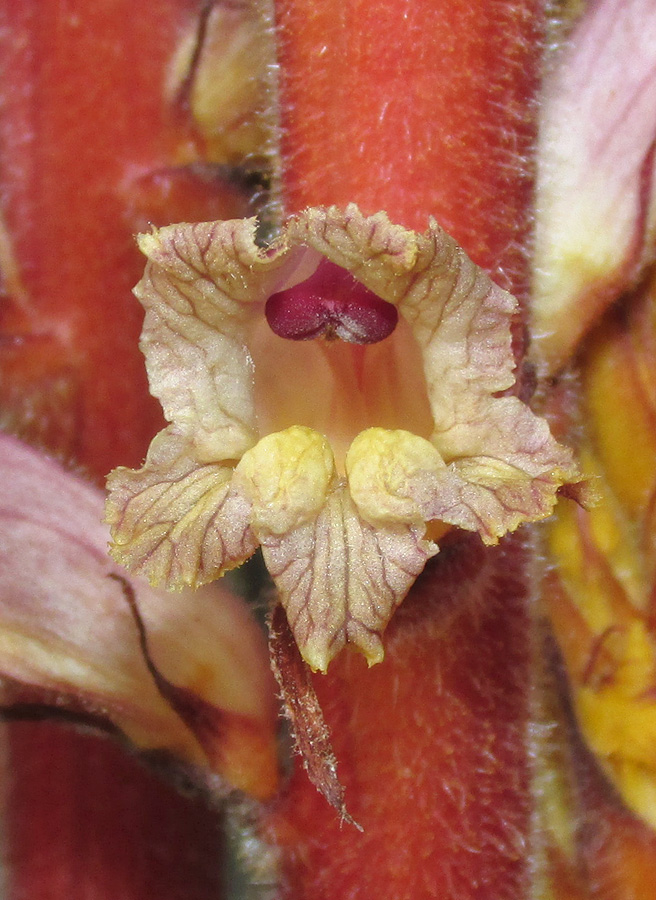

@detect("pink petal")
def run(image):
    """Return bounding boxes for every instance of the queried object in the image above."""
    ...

[532,0,656,371]
[0,433,278,797]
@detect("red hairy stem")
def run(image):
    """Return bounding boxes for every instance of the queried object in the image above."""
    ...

[8,725,225,900]
[275,0,540,296]
[0,3,254,897]
[267,535,534,899]
[0,0,251,483]
[265,1,544,897]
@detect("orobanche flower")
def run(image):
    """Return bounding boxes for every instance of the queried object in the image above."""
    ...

[106,204,579,672]
[0,432,278,799]
[532,0,656,374]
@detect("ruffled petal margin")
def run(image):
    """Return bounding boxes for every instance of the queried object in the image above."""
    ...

[107,429,256,588]
[429,396,580,543]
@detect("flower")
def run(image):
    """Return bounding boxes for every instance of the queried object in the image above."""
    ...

[0,432,279,799]
[106,204,579,672]
[531,0,656,836]
[544,265,656,832]
[531,0,656,373]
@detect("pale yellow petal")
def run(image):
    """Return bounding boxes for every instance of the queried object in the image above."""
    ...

[346,413,577,546]
[136,219,311,462]
[107,428,256,589]
[429,397,579,543]
[259,486,437,672]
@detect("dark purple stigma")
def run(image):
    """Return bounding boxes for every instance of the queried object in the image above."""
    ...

[265,259,398,344]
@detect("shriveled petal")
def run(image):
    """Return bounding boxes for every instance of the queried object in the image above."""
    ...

[107,428,256,589]
[532,0,656,372]
[0,433,278,797]
[260,486,437,672]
